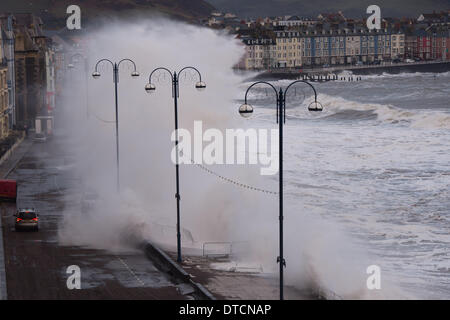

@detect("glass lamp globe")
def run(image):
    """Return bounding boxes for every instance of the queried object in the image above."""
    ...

[195,81,206,91]
[145,83,156,93]
[308,101,323,112]
[239,104,254,118]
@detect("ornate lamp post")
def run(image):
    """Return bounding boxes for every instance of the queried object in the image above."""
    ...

[239,80,322,300]
[92,59,140,191]
[145,67,206,263]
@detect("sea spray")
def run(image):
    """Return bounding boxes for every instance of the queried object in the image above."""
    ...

[57,17,410,299]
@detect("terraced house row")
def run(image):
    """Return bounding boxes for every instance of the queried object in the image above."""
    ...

[0,12,59,156]
[236,11,450,70]
[241,27,406,69]
[406,27,450,60]
[0,13,57,132]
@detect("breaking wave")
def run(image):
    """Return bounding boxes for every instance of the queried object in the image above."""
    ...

[286,94,450,129]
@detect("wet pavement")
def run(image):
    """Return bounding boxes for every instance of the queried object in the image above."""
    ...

[0,132,312,300]
[169,252,314,300]
[0,135,191,300]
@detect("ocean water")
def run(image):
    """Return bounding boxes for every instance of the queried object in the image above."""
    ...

[59,18,449,297]
[55,18,450,299]
[243,71,450,299]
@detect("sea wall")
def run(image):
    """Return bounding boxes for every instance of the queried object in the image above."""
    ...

[253,61,450,80]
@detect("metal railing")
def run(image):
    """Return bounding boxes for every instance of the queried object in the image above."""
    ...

[202,242,233,258]
[202,241,250,259]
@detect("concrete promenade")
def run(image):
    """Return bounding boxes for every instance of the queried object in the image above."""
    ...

[254,60,450,80]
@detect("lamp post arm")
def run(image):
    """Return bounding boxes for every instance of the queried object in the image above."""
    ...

[243,81,278,104]
[118,58,138,72]
[284,80,318,103]
[178,66,202,82]
[148,67,174,84]
[94,59,114,72]
[244,81,279,121]
[70,53,85,65]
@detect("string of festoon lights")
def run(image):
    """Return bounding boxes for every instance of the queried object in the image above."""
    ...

[190,159,279,195]
[191,158,345,300]
[87,72,361,197]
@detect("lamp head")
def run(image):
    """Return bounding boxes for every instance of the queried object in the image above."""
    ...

[145,83,156,93]
[308,101,323,112]
[68,64,75,69]
[92,71,101,79]
[239,104,253,118]
[195,81,206,91]
[131,71,140,78]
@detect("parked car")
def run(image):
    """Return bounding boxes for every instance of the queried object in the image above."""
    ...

[373,60,381,65]
[322,64,331,68]
[33,133,47,143]
[355,61,364,66]
[15,208,39,232]
[392,58,402,63]
[405,59,415,63]
[414,57,422,62]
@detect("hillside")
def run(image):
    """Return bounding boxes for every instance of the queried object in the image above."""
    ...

[0,0,215,29]
[207,0,449,18]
